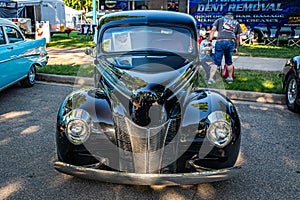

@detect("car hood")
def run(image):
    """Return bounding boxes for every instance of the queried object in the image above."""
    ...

[97,54,198,100]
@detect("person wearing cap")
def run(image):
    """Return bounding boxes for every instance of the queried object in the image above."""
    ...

[168,1,179,12]
[208,12,242,83]
[199,31,217,84]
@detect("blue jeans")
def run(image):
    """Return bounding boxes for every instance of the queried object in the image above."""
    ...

[213,41,235,66]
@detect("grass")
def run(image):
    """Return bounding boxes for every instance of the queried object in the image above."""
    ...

[226,70,283,93]
[47,31,95,48]
[37,64,284,94]
[37,64,94,77]
[196,68,284,94]
[238,43,299,58]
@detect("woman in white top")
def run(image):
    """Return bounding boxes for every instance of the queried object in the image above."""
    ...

[199,31,217,84]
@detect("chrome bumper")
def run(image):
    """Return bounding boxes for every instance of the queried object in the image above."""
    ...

[54,161,241,185]
[39,55,49,67]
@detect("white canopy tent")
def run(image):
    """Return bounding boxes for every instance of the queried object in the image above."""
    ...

[12,0,65,6]
[65,6,84,28]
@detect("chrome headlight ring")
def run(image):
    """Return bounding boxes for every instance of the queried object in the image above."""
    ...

[206,111,233,148]
[64,109,91,145]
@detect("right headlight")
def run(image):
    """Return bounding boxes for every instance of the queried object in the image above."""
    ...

[206,111,233,148]
[64,109,91,145]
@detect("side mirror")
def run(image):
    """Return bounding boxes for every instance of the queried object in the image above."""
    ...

[84,47,94,57]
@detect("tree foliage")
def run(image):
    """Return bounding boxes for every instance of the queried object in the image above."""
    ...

[64,0,93,13]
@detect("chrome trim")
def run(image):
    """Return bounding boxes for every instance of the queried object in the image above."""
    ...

[54,161,240,185]
[113,114,172,173]
[0,54,48,65]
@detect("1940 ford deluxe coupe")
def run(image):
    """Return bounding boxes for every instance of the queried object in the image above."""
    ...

[54,10,241,185]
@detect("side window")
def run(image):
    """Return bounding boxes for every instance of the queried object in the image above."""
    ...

[5,26,24,43]
[0,27,5,45]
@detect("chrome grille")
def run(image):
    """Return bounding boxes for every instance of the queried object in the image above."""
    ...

[113,114,179,173]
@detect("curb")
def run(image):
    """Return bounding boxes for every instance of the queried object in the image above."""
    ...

[36,73,94,86]
[225,90,285,105]
[36,73,285,105]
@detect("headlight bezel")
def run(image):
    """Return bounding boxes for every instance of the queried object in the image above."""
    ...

[206,111,233,148]
[64,109,91,145]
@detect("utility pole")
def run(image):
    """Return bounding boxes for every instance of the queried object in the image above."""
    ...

[93,0,97,24]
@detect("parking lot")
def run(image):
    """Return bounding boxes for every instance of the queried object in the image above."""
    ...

[0,82,299,199]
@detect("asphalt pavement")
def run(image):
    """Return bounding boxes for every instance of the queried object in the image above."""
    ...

[1,83,299,199]
[232,55,287,71]
[41,47,287,105]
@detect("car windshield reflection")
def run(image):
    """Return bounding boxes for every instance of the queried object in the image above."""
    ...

[101,26,194,54]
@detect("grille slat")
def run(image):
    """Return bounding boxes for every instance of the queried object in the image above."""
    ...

[113,114,179,173]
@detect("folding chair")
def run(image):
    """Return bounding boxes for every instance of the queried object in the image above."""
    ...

[277,26,292,46]
[264,26,278,46]
[288,27,300,47]
[258,26,268,35]
[89,24,97,40]
[77,24,90,40]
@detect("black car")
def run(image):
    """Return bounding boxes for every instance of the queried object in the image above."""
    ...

[54,10,241,185]
[282,55,300,113]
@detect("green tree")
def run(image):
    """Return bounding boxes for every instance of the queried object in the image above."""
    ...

[64,0,94,13]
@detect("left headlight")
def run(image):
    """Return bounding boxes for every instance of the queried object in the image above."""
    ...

[64,109,91,145]
[206,111,233,148]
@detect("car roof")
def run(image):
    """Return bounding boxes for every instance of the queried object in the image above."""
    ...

[99,10,197,31]
[0,18,20,29]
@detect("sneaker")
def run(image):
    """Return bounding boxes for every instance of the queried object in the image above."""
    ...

[208,79,216,85]
[226,77,233,83]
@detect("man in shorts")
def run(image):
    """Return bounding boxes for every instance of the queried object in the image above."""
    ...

[208,12,242,83]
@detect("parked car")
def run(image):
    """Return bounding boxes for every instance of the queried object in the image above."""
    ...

[0,18,48,92]
[54,10,241,185]
[282,55,300,113]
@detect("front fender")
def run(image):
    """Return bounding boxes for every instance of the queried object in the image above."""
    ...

[282,56,300,89]
[181,89,241,169]
[57,88,112,124]
[56,88,113,165]
[183,89,240,131]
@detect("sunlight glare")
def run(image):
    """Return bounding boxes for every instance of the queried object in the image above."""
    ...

[0,137,12,145]
[262,80,274,89]
[0,181,23,200]
[0,111,31,122]
[21,126,40,135]
[196,183,216,199]
[159,189,186,200]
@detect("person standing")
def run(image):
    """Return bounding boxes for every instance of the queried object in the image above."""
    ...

[168,1,179,12]
[199,31,217,84]
[198,23,206,45]
[208,12,242,83]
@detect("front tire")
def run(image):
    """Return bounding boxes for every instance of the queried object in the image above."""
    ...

[285,74,300,113]
[20,65,36,87]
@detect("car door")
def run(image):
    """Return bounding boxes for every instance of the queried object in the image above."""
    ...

[0,25,15,89]
[0,24,26,90]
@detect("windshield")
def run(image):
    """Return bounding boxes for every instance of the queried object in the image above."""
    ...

[101,26,194,54]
